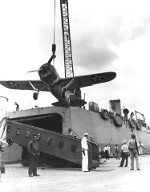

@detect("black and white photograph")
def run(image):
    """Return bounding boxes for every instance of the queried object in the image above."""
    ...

[0,0,150,191]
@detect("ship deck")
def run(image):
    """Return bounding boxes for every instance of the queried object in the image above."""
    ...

[1,155,150,192]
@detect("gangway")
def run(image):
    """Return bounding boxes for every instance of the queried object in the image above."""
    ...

[5,120,99,168]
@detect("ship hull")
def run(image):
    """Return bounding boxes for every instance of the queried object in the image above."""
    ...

[1,106,150,164]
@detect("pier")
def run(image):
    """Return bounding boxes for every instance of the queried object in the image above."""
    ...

[1,155,150,192]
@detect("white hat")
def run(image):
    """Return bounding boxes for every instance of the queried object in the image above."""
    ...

[84,133,88,136]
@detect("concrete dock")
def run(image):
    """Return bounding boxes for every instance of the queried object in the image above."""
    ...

[0,155,150,192]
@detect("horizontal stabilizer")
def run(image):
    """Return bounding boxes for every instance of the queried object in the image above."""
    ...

[52,100,87,107]
[52,101,67,107]
[70,99,87,107]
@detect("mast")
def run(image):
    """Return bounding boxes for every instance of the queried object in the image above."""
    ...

[60,0,74,78]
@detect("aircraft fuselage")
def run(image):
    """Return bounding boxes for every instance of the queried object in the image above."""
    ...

[38,63,71,107]
[38,63,60,84]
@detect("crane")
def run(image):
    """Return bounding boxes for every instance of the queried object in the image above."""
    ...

[59,0,83,101]
[60,0,74,78]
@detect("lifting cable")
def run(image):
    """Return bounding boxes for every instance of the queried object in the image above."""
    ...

[52,0,56,65]
[53,0,56,47]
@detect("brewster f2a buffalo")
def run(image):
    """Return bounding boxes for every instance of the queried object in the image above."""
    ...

[0,0,116,108]
[0,53,116,108]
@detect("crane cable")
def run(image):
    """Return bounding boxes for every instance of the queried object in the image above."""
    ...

[52,0,56,66]
[53,0,56,45]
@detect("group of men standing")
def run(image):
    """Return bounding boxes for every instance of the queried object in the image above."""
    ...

[81,133,141,172]
[101,134,141,171]
[27,132,91,175]
[26,132,141,176]
[118,134,140,170]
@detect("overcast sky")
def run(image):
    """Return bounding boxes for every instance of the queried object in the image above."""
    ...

[0,0,150,123]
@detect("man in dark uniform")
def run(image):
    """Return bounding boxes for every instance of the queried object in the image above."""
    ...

[27,134,40,177]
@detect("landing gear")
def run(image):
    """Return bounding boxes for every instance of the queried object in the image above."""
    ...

[33,92,39,100]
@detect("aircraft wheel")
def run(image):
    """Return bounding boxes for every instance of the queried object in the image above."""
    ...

[33,92,38,100]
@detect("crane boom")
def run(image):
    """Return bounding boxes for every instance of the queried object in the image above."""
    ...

[60,0,74,78]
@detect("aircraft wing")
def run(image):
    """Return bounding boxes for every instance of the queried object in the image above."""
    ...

[0,80,49,91]
[58,72,116,89]
[0,72,116,92]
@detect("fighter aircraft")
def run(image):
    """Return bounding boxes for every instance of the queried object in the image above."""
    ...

[0,54,116,107]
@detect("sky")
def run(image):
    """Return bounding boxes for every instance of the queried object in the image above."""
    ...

[0,0,150,123]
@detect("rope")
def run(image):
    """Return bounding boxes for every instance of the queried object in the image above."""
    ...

[141,145,150,153]
[71,129,81,140]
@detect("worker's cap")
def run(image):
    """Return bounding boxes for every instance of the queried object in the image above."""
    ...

[84,133,88,136]
[123,140,127,144]
[32,134,38,138]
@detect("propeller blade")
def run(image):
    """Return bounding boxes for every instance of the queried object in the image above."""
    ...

[28,70,40,73]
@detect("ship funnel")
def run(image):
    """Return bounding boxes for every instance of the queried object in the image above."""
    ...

[123,108,129,119]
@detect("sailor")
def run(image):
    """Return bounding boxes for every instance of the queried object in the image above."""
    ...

[138,141,143,155]
[130,112,134,119]
[27,134,40,177]
[68,128,74,136]
[115,144,120,160]
[119,140,129,167]
[128,134,140,170]
[103,145,109,160]
[81,133,89,172]
[107,145,111,156]
[14,102,19,111]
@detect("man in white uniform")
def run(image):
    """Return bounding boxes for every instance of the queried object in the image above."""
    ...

[81,133,89,172]
[138,141,143,155]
